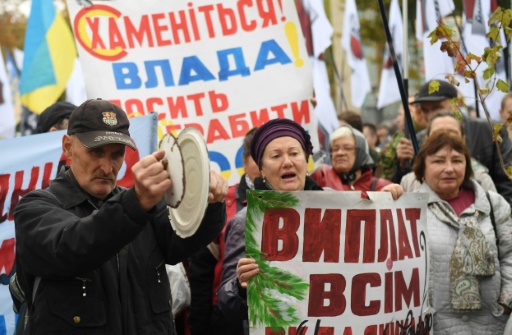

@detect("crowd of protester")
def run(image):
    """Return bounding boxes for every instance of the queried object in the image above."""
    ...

[7,79,512,335]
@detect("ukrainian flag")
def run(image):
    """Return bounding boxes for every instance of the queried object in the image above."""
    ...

[20,0,77,114]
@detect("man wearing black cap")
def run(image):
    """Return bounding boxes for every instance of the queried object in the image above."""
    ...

[394,80,512,205]
[13,98,228,334]
[34,101,77,134]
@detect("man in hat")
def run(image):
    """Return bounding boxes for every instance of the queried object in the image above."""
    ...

[13,98,228,334]
[394,80,512,205]
[34,101,77,134]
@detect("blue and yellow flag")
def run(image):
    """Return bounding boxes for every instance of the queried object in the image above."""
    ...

[20,0,77,114]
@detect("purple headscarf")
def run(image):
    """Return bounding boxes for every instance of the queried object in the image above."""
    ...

[250,118,313,167]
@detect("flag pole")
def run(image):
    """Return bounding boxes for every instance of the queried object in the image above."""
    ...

[332,47,350,112]
[378,0,419,154]
[402,0,408,95]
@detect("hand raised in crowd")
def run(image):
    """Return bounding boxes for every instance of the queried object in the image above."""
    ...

[380,183,404,200]
[132,150,172,212]
[208,168,228,203]
[237,257,260,288]
[396,137,415,167]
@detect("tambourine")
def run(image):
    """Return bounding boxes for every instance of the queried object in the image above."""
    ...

[159,127,210,238]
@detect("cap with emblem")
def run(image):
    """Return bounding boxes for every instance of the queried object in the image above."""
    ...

[412,80,458,103]
[67,98,137,150]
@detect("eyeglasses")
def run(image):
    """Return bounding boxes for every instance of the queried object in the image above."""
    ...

[331,146,356,154]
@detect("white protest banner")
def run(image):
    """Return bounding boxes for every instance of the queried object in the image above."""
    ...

[246,191,430,335]
[0,114,158,335]
[65,0,318,185]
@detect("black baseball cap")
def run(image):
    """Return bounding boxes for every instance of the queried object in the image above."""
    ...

[67,98,137,150]
[413,80,458,103]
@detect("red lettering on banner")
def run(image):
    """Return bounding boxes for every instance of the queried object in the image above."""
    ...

[303,209,341,263]
[394,268,420,310]
[117,148,141,187]
[406,208,421,257]
[167,96,188,119]
[308,274,346,316]
[261,208,300,261]
[250,108,271,126]
[0,174,9,222]
[377,209,397,263]
[115,96,311,143]
[396,209,414,260]
[291,100,310,124]
[270,104,287,118]
[352,273,381,316]
[187,92,206,116]
[75,3,286,61]
[10,168,41,221]
[257,0,278,27]
[108,17,127,50]
[87,17,106,49]
[384,272,393,313]
[344,209,376,263]
[124,15,154,48]
[169,10,191,44]
[197,5,216,38]
[207,119,231,143]
[187,2,201,41]
[0,238,15,276]
[152,13,172,46]
[41,162,54,190]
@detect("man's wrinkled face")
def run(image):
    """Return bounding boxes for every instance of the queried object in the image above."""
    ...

[63,135,126,200]
[419,99,454,126]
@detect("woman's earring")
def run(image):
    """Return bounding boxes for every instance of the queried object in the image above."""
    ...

[263,177,266,183]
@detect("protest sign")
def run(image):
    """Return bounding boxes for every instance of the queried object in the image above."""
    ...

[246,191,430,335]
[66,0,318,184]
[0,114,158,335]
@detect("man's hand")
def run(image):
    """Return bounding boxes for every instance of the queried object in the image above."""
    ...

[396,138,414,168]
[132,150,172,212]
[208,169,228,203]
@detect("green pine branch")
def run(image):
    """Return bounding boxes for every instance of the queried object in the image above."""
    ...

[245,190,309,329]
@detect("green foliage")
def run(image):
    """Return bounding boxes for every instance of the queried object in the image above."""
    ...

[245,190,309,329]
[497,79,509,92]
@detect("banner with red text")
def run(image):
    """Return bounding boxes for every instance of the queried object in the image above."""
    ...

[0,114,158,335]
[246,190,430,335]
[66,0,317,185]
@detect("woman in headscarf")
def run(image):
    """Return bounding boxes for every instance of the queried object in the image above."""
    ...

[414,131,512,334]
[310,124,401,197]
[216,118,324,335]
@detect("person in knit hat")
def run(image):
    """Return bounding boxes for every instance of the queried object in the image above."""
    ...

[217,118,322,335]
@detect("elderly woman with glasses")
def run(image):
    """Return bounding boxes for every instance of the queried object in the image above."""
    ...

[310,125,402,198]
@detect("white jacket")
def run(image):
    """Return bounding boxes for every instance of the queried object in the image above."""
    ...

[418,179,512,335]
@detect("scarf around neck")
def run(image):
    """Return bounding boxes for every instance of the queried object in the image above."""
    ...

[428,201,495,311]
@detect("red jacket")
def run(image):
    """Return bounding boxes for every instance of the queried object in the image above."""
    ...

[310,165,391,198]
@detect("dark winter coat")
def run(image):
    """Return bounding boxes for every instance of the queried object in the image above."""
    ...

[14,167,225,335]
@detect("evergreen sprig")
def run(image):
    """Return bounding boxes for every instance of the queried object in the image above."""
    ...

[245,190,309,329]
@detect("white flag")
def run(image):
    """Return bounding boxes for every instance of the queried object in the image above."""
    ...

[341,0,371,108]
[66,58,87,106]
[377,0,403,109]
[461,0,505,120]
[0,51,15,139]
[416,0,455,81]
[301,0,338,134]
